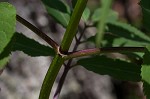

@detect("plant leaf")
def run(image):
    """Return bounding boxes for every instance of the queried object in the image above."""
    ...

[141,46,150,99]
[0,2,16,71]
[77,55,141,81]
[0,32,55,59]
[87,33,149,47]
[107,21,150,44]
[92,8,118,23]
[140,0,150,32]
[13,33,55,56]
[42,0,70,27]
[82,7,90,22]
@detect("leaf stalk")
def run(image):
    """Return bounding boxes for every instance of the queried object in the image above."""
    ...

[16,15,59,52]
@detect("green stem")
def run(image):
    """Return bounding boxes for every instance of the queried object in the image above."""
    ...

[39,54,64,99]
[53,24,87,99]
[16,15,59,52]
[64,47,145,60]
[39,0,88,99]
[96,0,113,47]
[60,0,88,52]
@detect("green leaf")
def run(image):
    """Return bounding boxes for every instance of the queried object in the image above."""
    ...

[42,0,70,27]
[140,0,150,32]
[107,21,150,44]
[107,37,148,47]
[13,33,55,56]
[0,2,16,70]
[77,55,141,81]
[141,46,150,99]
[0,33,55,59]
[92,8,118,23]
[87,33,149,47]
[82,7,90,22]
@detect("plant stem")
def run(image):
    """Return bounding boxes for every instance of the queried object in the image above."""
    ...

[39,0,88,99]
[53,1,88,97]
[53,25,87,99]
[39,54,64,99]
[16,15,59,52]
[64,47,145,60]
[96,0,113,47]
[60,0,88,52]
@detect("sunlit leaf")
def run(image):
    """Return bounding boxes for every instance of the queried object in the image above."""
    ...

[0,2,16,71]
[82,7,90,22]
[92,8,118,23]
